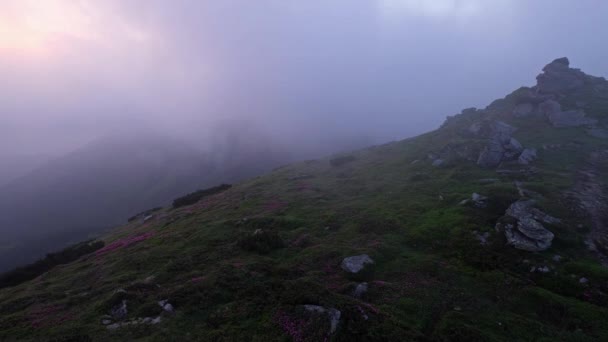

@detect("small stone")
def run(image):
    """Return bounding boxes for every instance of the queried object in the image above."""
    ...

[101,319,112,325]
[552,255,562,262]
[432,159,445,167]
[580,277,589,284]
[453,306,462,311]
[352,282,369,298]
[341,255,374,274]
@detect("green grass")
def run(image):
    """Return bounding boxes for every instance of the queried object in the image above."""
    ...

[1,85,608,341]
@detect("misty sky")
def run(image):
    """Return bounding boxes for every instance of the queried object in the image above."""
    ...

[1,0,607,158]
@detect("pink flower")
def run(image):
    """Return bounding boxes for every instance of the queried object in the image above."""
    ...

[96,231,156,257]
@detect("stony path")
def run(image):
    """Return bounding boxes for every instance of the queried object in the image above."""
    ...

[569,150,608,265]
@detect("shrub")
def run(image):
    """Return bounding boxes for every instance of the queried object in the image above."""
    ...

[172,184,232,208]
[0,240,105,289]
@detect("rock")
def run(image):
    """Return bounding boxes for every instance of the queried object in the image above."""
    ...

[497,200,556,252]
[477,121,519,168]
[538,266,550,273]
[352,282,369,298]
[158,300,174,313]
[432,159,445,167]
[341,255,374,274]
[473,231,491,245]
[303,305,341,334]
[518,149,538,165]
[587,128,608,139]
[471,193,488,208]
[477,138,506,168]
[150,316,162,325]
[536,57,586,94]
[552,255,562,262]
[539,99,562,115]
[579,277,589,284]
[107,323,121,330]
[513,103,534,118]
[504,138,524,160]
[546,109,598,128]
[101,319,112,325]
[111,300,128,320]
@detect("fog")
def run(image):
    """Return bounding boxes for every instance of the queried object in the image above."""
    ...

[1,0,606,161]
[0,1,607,270]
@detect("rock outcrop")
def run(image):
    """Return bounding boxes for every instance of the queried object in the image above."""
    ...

[476,121,523,168]
[536,57,586,94]
[496,200,559,252]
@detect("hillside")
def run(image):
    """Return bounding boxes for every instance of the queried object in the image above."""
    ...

[1,58,608,341]
[0,133,293,272]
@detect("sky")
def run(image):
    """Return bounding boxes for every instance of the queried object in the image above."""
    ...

[0,0,607,158]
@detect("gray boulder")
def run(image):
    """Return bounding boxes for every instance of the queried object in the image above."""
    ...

[303,305,341,334]
[546,109,598,128]
[497,200,557,252]
[341,254,374,273]
[536,57,586,94]
[477,121,518,168]
[352,282,369,298]
[538,99,597,127]
[518,148,538,165]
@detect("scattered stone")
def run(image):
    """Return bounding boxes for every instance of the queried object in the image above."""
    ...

[471,193,488,208]
[111,300,128,320]
[496,200,557,252]
[473,231,491,245]
[341,255,374,274]
[432,159,445,167]
[518,149,538,165]
[552,255,562,262]
[303,305,341,334]
[410,159,420,165]
[101,319,112,325]
[352,282,369,298]
[547,109,597,128]
[579,277,589,284]
[158,300,174,313]
[538,266,550,273]
[513,103,534,118]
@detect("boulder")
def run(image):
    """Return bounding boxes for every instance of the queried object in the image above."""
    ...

[539,99,562,115]
[303,305,341,334]
[471,193,488,208]
[352,282,369,298]
[341,255,374,274]
[536,57,586,94]
[513,103,534,118]
[496,200,557,252]
[546,109,598,128]
[477,121,520,168]
[518,149,538,165]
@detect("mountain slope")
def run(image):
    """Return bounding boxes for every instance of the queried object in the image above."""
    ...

[0,133,293,272]
[1,58,608,341]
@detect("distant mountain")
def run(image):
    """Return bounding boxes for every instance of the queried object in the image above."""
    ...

[0,154,49,187]
[0,132,293,271]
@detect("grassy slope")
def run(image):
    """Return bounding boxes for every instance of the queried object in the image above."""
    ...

[1,86,608,341]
